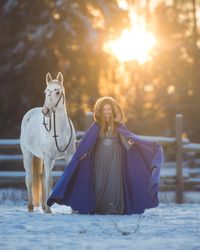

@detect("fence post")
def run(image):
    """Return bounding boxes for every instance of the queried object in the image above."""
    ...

[85,112,93,130]
[175,114,183,203]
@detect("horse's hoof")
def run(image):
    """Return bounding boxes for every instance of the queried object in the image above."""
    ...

[44,207,52,213]
[45,210,52,214]
[42,205,46,212]
[28,204,34,212]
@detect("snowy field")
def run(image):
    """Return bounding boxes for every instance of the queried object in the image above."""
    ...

[0,190,200,250]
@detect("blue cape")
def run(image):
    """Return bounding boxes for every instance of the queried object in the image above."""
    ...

[47,122,163,214]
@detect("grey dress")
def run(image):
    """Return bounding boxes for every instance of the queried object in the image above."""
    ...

[94,131,124,214]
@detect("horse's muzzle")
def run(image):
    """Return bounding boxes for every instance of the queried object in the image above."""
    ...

[42,107,51,117]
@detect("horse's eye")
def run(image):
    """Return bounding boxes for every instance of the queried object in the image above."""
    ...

[56,91,60,95]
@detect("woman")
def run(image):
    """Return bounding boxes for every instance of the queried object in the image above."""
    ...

[47,96,163,214]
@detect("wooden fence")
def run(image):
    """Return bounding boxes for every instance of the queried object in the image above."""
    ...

[0,114,200,203]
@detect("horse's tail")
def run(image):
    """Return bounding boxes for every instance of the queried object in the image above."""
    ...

[32,156,43,207]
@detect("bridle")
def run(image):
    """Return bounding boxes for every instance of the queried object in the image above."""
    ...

[42,88,73,152]
[46,88,65,108]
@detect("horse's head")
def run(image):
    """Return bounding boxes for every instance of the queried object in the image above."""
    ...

[42,72,65,117]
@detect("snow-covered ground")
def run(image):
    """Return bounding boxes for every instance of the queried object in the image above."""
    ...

[0,189,200,250]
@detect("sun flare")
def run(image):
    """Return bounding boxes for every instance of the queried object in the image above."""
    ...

[103,13,156,63]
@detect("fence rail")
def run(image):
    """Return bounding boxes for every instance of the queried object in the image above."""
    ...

[0,139,20,149]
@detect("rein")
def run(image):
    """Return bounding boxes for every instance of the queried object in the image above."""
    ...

[52,110,73,152]
[43,116,51,131]
[43,91,73,152]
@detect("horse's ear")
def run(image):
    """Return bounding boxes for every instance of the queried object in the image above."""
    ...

[46,73,52,85]
[56,72,64,85]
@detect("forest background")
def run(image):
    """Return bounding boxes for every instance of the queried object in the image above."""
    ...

[1,0,200,143]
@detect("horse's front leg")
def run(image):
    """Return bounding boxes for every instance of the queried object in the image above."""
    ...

[43,157,55,213]
[23,151,34,211]
[41,170,46,212]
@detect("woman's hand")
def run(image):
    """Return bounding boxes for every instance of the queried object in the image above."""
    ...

[128,139,135,146]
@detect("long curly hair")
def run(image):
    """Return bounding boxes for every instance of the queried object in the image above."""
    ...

[93,96,125,136]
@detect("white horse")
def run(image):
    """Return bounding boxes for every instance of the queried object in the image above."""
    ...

[20,72,76,213]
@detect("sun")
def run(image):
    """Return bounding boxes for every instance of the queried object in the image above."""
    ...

[103,13,156,64]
